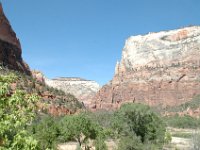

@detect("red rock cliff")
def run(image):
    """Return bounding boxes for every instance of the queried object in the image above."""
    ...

[0,3,30,75]
[93,26,200,109]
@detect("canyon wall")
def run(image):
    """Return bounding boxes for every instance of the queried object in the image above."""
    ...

[93,26,200,109]
[0,3,30,75]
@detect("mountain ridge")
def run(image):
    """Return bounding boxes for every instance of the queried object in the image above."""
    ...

[92,26,200,110]
[45,76,100,106]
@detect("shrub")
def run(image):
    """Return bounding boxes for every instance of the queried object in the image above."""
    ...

[164,115,200,129]
[30,115,61,149]
[164,131,172,144]
[0,73,39,149]
[118,134,143,150]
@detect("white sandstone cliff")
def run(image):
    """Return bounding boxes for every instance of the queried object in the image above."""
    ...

[117,26,200,74]
[45,77,101,105]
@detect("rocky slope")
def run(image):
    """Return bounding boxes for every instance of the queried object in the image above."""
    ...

[93,26,200,109]
[1,68,82,116]
[0,3,30,75]
[45,77,100,106]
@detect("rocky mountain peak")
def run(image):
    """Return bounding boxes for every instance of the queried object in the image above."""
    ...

[0,3,21,48]
[93,26,200,109]
[118,26,200,74]
[0,3,30,75]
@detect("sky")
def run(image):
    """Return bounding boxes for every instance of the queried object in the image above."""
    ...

[1,0,200,85]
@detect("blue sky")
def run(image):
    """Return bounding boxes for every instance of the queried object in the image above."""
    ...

[1,0,200,85]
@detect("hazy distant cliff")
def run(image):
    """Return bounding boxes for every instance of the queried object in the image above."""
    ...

[0,3,30,74]
[45,77,100,105]
[94,26,200,109]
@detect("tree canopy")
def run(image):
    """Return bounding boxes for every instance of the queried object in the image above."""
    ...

[0,73,39,149]
[112,103,166,149]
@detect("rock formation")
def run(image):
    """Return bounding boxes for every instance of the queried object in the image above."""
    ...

[93,26,200,109]
[45,77,101,106]
[32,70,45,83]
[0,3,30,75]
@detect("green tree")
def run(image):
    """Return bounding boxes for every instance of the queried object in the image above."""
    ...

[112,103,166,149]
[30,115,61,150]
[0,73,39,149]
[85,110,114,129]
[59,114,107,150]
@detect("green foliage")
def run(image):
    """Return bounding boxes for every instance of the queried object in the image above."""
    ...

[164,115,200,129]
[85,110,114,129]
[94,135,108,150]
[30,115,61,149]
[30,113,108,150]
[59,114,106,148]
[114,103,166,142]
[112,103,166,149]
[1,67,83,115]
[0,73,39,149]
[84,110,114,138]
[118,134,143,150]
[164,131,172,144]
[27,103,167,149]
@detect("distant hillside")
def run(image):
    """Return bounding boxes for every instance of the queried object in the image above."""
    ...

[45,77,100,107]
[0,67,83,116]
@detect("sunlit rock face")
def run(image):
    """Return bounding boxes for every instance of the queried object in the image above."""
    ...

[0,3,30,75]
[45,77,101,106]
[93,26,200,109]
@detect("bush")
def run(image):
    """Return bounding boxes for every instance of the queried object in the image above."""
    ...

[164,115,200,129]
[30,115,61,149]
[94,135,108,150]
[118,134,143,150]
[164,131,172,144]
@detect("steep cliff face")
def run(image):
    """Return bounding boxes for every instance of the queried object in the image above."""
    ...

[0,3,30,75]
[45,77,100,106]
[94,26,200,109]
